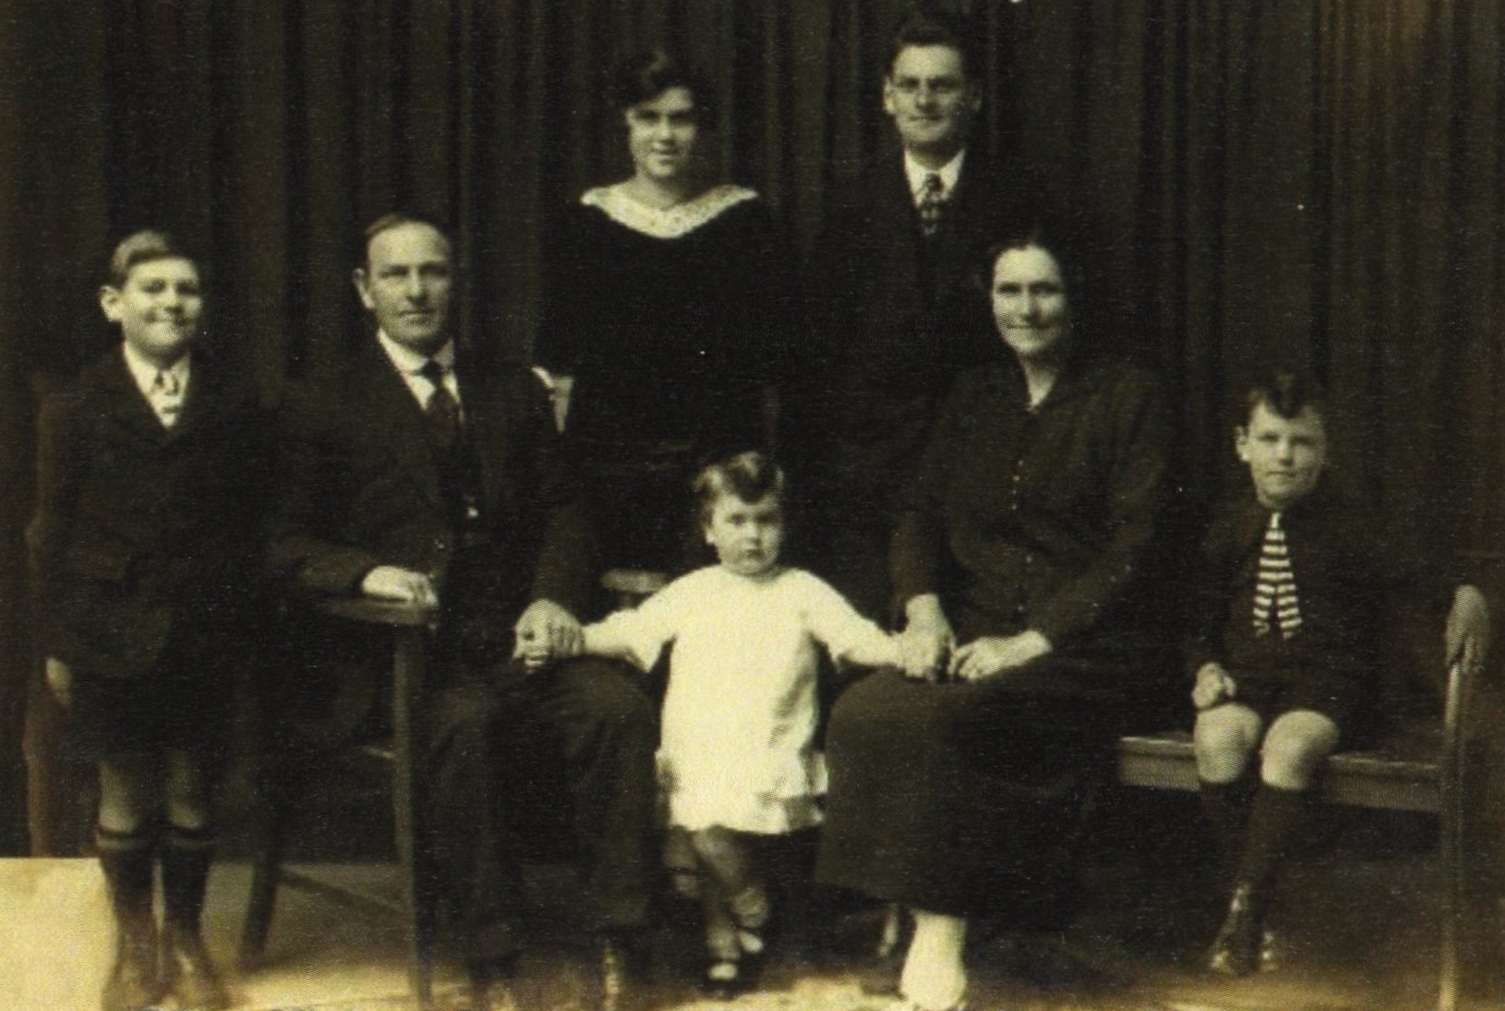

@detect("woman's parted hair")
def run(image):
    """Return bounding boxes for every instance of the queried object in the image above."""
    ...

[106,229,200,288]
[611,49,718,129]
[693,450,786,525]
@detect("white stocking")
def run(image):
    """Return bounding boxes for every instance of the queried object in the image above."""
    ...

[899,910,967,1010]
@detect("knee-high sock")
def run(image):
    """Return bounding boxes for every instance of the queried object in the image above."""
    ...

[1234,784,1311,891]
[97,824,157,933]
[1199,775,1255,881]
[161,824,215,935]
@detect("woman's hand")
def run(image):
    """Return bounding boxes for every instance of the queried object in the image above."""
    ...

[899,594,955,682]
[45,656,72,709]
[1192,662,1236,710]
[949,631,1053,682]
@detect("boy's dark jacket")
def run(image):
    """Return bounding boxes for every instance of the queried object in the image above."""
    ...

[27,345,268,678]
[1184,484,1456,684]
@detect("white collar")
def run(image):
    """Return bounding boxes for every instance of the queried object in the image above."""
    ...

[581,183,758,239]
[377,330,456,375]
[121,341,190,398]
[903,148,967,203]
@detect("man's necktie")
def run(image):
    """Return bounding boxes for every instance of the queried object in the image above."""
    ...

[419,359,459,449]
[1253,511,1302,639]
[917,172,946,237]
[152,370,183,428]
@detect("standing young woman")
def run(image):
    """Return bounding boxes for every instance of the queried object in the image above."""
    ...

[536,49,795,580]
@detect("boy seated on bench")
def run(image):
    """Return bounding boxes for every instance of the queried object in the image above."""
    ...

[1188,368,1490,977]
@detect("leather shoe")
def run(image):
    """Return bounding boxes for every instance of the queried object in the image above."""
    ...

[101,919,161,1011]
[161,924,230,1009]
[1206,882,1263,977]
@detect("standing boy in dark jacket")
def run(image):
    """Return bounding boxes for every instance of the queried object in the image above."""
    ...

[29,231,266,1011]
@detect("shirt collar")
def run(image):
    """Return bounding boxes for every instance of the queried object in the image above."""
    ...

[903,148,967,204]
[377,330,456,375]
[121,341,191,397]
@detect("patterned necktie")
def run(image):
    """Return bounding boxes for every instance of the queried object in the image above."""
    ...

[419,358,459,449]
[1253,511,1302,639]
[917,172,946,237]
[152,370,183,428]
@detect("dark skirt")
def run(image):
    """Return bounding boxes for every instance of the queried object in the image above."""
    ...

[815,657,1140,921]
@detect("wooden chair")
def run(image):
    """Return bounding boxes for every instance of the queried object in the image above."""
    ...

[1118,660,1477,1011]
[239,596,439,1011]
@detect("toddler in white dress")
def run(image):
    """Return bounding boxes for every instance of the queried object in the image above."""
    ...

[573,451,900,995]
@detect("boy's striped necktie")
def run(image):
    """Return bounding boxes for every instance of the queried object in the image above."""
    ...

[1253,511,1302,639]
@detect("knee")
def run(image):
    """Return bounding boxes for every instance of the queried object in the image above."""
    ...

[1260,722,1338,784]
[572,659,654,728]
[1194,713,1257,780]
[428,682,500,760]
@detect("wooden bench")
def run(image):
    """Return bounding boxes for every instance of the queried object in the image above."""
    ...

[1118,661,1475,1011]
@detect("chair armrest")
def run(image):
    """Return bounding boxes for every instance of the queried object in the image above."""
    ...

[316,596,436,629]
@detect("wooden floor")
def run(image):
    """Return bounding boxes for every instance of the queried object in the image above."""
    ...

[4,806,1502,1011]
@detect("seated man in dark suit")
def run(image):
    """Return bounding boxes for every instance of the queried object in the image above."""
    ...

[266,213,656,1011]
[799,8,1037,620]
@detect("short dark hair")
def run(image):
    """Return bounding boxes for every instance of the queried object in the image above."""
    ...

[360,211,454,271]
[106,230,200,288]
[693,451,786,525]
[1243,369,1327,427]
[888,7,980,80]
[611,49,719,129]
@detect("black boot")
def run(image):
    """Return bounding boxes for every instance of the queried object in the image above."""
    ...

[97,825,162,1011]
[1207,881,1264,976]
[1206,784,1310,977]
[161,824,230,1010]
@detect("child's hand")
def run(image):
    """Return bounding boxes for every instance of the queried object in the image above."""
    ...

[1192,662,1236,710]
[899,594,954,681]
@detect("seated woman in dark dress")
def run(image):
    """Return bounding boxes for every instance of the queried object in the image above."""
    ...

[535,49,794,579]
[816,219,1177,1011]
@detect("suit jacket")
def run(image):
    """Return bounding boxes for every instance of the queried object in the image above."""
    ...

[803,151,1037,505]
[266,341,593,643]
[27,346,268,679]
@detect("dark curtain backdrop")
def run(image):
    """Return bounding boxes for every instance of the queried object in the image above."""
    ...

[0,0,1500,853]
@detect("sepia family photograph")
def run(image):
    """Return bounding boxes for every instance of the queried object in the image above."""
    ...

[0,2,1502,1010]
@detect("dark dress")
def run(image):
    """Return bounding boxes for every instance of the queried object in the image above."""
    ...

[536,184,794,574]
[27,346,267,762]
[796,152,1036,617]
[1185,488,1456,737]
[816,355,1176,920]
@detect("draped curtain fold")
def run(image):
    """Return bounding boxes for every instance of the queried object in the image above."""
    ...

[1,0,1499,853]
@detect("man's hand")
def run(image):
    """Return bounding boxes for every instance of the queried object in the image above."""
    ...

[45,657,72,709]
[899,594,954,681]
[513,598,584,670]
[360,565,438,606]
[1445,584,1491,671]
[1192,661,1237,710]
[949,631,1053,682]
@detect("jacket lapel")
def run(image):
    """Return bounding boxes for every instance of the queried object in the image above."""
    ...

[96,350,174,443]
[361,348,445,509]
[458,365,509,517]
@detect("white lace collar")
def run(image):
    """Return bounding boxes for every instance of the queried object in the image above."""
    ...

[580,183,758,239]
